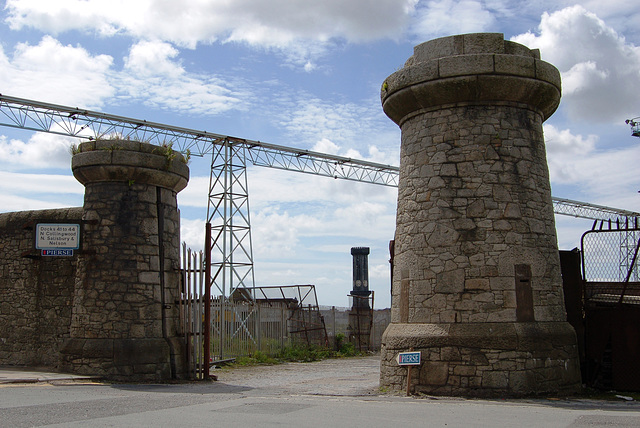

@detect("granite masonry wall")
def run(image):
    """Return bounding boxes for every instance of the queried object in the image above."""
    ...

[0,207,82,368]
[0,140,189,381]
[379,33,581,396]
[61,140,189,380]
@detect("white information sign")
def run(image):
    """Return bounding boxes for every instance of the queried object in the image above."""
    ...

[36,223,80,250]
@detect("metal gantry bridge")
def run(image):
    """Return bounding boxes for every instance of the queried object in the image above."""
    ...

[1,93,639,298]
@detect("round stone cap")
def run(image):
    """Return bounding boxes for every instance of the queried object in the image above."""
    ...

[351,247,370,255]
[381,33,562,125]
[71,140,189,192]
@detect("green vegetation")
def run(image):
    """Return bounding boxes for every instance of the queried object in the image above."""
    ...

[334,333,356,356]
[228,336,364,368]
[101,143,123,152]
[233,350,279,366]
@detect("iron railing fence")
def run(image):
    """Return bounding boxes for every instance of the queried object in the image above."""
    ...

[179,245,207,379]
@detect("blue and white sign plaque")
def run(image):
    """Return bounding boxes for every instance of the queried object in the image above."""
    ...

[36,223,80,256]
[397,351,421,366]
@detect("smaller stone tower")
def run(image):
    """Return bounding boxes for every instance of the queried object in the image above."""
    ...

[350,247,371,306]
[348,247,373,350]
[62,140,189,381]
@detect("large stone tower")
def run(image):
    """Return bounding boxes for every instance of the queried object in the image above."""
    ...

[379,33,581,396]
[62,140,189,381]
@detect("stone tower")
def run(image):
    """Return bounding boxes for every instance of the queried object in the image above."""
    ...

[350,247,371,307]
[379,33,581,396]
[61,140,189,381]
[348,247,372,350]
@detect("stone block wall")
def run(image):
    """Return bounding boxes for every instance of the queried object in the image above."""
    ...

[61,139,189,381]
[390,104,567,325]
[379,33,581,396]
[1,140,189,381]
[0,207,82,367]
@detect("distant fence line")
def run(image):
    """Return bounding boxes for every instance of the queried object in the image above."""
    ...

[320,306,390,350]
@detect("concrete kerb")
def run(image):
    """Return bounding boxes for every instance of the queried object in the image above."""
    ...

[0,366,102,384]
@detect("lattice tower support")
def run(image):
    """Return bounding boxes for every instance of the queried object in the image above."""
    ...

[205,138,257,359]
[620,228,640,282]
[206,138,256,299]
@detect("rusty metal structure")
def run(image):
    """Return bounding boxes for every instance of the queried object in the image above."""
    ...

[250,285,329,349]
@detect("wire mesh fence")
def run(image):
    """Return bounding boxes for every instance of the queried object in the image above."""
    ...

[582,228,640,305]
[580,226,640,390]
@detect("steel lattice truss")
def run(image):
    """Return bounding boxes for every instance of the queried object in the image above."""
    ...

[1,93,638,224]
[552,197,640,222]
[0,94,398,187]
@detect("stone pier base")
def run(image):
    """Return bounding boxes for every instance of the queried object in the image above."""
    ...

[61,140,189,381]
[380,322,581,397]
[61,338,180,380]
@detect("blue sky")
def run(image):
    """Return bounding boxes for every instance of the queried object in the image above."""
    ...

[0,1,639,308]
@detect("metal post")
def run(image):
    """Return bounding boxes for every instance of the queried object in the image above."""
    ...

[406,347,414,396]
[220,140,229,360]
[204,223,212,379]
[257,302,262,352]
[281,305,285,351]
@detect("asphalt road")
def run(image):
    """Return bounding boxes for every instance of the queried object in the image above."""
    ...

[1,355,640,427]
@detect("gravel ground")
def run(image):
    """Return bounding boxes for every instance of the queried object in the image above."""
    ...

[211,354,382,397]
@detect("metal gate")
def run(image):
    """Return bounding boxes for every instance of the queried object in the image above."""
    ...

[179,252,328,379]
[179,245,207,379]
[581,221,640,390]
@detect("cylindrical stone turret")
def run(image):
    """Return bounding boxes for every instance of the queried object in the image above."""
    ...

[379,33,581,396]
[62,140,189,381]
[351,247,371,304]
[349,247,372,350]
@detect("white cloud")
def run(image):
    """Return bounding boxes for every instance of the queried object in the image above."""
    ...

[0,171,83,195]
[0,36,246,131]
[177,176,210,208]
[544,124,598,158]
[312,138,341,156]
[252,207,323,258]
[179,217,207,252]
[0,133,76,170]
[0,193,72,212]
[277,96,400,165]
[410,0,496,40]
[511,5,640,123]
[544,124,640,206]
[123,40,184,78]
[0,35,114,107]
[551,1,640,40]
[0,170,84,213]
[117,40,245,114]
[562,61,609,95]
[5,0,418,65]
